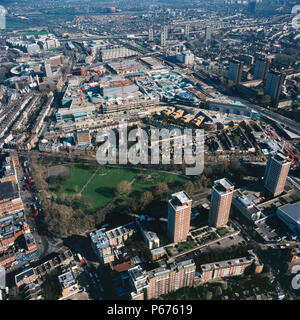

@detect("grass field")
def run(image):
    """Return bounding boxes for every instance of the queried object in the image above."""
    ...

[15,30,48,36]
[50,164,187,211]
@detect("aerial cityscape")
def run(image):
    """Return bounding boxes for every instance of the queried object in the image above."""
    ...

[0,0,300,305]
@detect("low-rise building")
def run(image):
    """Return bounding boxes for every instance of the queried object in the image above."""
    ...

[76,130,91,146]
[277,201,300,235]
[199,250,263,282]
[136,215,160,250]
[15,268,38,288]
[129,259,196,300]
[90,229,115,265]
[58,269,80,300]
[0,181,24,217]
[232,190,266,224]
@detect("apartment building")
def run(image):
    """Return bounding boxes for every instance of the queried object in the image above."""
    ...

[167,191,192,243]
[199,251,263,282]
[0,181,24,217]
[129,259,196,300]
[264,152,291,197]
[208,178,234,228]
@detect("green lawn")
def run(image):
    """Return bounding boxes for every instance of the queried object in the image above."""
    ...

[50,165,187,211]
[15,30,48,36]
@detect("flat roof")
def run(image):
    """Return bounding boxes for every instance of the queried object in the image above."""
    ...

[172,191,192,204]
[278,201,300,223]
[214,178,234,193]
[0,181,18,201]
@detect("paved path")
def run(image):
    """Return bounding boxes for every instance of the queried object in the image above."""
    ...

[79,167,101,194]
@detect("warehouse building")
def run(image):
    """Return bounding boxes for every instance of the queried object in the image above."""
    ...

[277,201,300,235]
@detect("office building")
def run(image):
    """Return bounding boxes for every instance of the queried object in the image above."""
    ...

[161,26,168,49]
[44,63,53,78]
[185,24,190,39]
[253,58,269,81]
[228,60,243,85]
[167,191,192,243]
[264,71,285,104]
[208,178,234,228]
[264,152,291,197]
[149,28,154,41]
[205,27,212,42]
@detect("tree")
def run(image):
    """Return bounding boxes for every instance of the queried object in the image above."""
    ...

[116,180,132,196]
[184,181,195,195]
[222,282,228,290]
[227,80,234,89]
[215,286,223,297]
[139,191,153,210]
[154,182,169,199]
[206,291,213,300]
[73,185,79,193]
[55,184,62,192]
[261,95,271,106]
[46,176,58,185]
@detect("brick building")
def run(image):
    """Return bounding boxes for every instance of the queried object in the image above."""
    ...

[0,181,24,217]
[264,153,291,197]
[199,250,263,282]
[167,191,192,243]
[208,178,234,228]
[129,259,196,300]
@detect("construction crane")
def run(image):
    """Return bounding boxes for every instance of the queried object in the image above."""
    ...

[71,58,145,101]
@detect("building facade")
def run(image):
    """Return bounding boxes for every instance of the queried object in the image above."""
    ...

[228,60,243,85]
[199,250,263,282]
[264,153,291,197]
[253,58,269,81]
[167,191,192,243]
[129,259,196,300]
[208,178,234,228]
[264,71,285,104]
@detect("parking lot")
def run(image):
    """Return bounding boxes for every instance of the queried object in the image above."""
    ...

[255,216,292,243]
[175,233,248,263]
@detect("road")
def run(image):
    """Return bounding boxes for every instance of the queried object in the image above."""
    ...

[6,154,64,278]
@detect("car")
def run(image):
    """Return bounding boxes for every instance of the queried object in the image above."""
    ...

[216,241,221,245]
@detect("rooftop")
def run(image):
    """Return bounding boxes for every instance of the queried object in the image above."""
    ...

[0,181,19,201]
[277,201,300,223]
[171,191,192,207]
[213,178,234,193]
